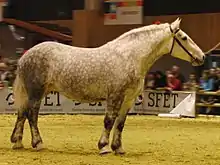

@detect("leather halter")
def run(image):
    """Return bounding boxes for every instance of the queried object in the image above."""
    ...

[169,25,198,63]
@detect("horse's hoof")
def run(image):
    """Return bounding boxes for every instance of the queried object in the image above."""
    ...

[114,147,126,155]
[35,142,44,151]
[12,142,24,150]
[99,145,112,155]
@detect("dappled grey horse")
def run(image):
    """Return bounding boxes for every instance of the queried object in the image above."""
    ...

[10,18,205,155]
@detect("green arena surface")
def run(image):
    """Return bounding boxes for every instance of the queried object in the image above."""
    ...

[0,115,220,165]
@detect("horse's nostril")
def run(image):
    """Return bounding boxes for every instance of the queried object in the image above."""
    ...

[202,55,205,61]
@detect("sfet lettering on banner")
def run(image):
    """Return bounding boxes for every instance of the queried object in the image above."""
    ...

[2,89,195,115]
[5,91,103,107]
[44,91,61,106]
[133,90,194,114]
[147,92,178,108]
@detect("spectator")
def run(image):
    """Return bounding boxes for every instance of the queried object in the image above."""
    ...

[165,73,182,91]
[199,70,215,92]
[154,70,166,88]
[200,68,218,114]
[209,68,217,79]
[165,70,171,77]
[144,72,155,90]
[184,72,199,91]
[171,65,185,84]
[182,83,189,91]
[188,72,197,83]
[198,69,217,114]
[165,70,171,85]
[208,68,219,91]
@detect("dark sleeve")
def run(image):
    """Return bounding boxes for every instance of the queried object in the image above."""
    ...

[181,74,186,83]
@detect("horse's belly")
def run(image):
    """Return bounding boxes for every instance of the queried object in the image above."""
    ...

[58,83,107,102]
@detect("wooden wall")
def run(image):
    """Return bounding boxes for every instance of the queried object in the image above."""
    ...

[72,10,140,47]
[143,13,220,52]
[72,11,220,52]
[30,12,220,52]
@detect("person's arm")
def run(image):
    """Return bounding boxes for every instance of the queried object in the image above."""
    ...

[167,82,175,89]
[172,80,181,90]
[166,80,180,91]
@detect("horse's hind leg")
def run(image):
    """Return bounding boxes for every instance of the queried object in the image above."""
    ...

[26,87,45,150]
[11,90,44,150]
[11,97,43,150]
[11,75,28,149]
[11,108,27,149]
[27,98,43,150]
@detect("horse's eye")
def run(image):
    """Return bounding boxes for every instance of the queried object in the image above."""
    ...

[182,36,187,41]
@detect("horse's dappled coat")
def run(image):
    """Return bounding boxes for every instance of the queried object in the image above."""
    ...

[19,41,141,102]
[10,18,205,154]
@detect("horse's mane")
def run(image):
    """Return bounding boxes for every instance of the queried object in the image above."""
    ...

[112,23,170,42]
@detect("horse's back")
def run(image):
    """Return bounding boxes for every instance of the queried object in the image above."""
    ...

[16,42,105,94]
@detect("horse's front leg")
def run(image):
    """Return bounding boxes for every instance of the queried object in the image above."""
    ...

[111,98,135,155]
[98,97,123,155]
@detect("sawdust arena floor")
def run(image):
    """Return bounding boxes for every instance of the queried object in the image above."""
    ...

[0,115,220,165]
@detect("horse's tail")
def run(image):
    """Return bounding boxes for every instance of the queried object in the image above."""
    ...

[13,72,28,110]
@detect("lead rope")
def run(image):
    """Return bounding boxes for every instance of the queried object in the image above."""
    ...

[204,42,220,54]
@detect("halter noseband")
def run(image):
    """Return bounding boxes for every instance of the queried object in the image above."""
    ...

[169,25,197,63]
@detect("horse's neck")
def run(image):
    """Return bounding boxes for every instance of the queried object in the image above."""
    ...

[139,36,171,77]
[108,26,171,78]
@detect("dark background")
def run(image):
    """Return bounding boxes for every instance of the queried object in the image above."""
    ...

[4,0,220,21]
[144,0,220,16]
[4,0,85,20]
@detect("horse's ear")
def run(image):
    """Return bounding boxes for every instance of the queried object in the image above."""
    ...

[171,17,182,31]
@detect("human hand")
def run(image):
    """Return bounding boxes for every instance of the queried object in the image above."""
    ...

[165,87,172,91]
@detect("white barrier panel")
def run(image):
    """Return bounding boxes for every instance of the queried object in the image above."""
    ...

[135,90,196,117]
[0,88,196,117]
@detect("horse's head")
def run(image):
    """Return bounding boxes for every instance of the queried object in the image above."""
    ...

[168,18,205,66]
